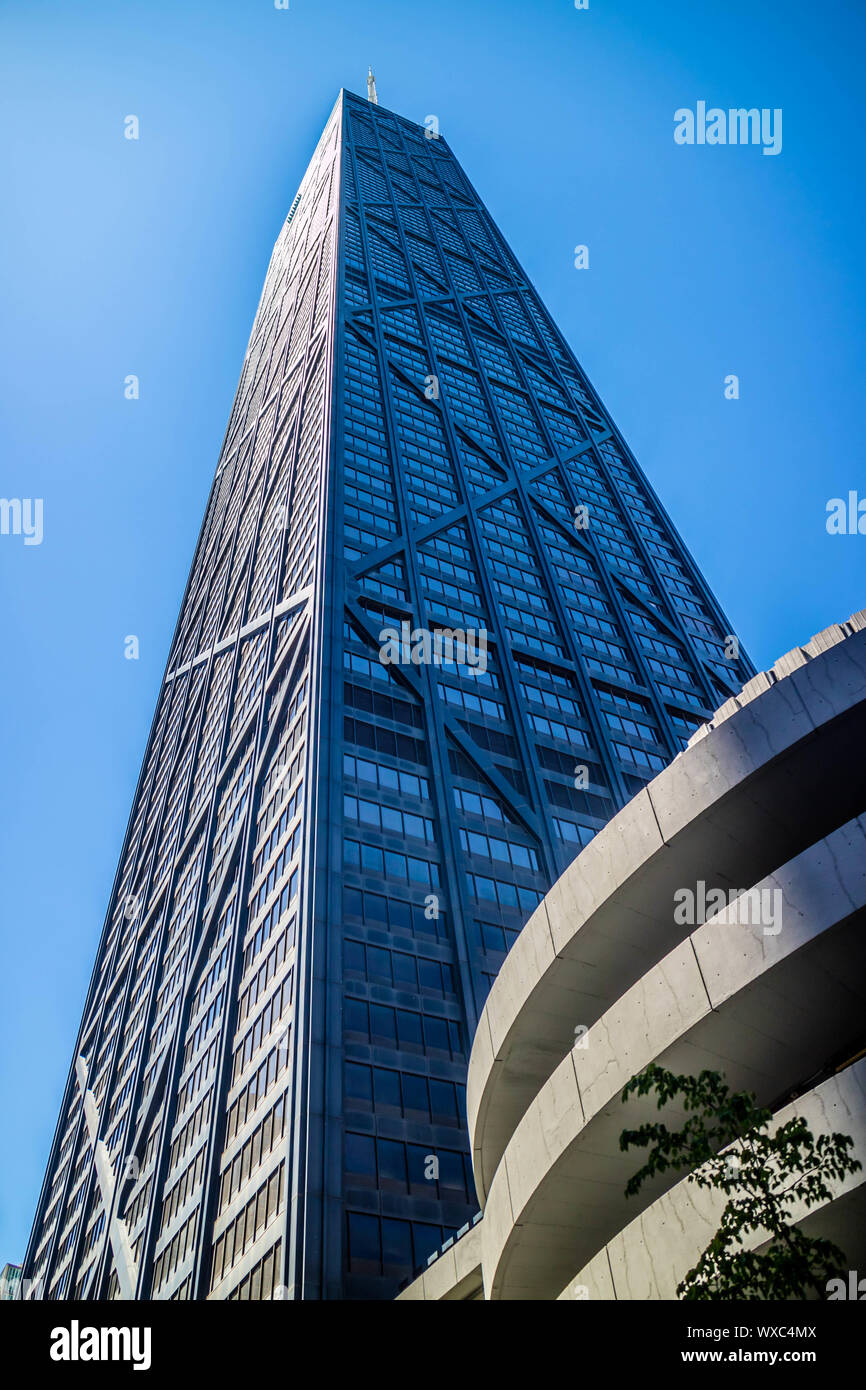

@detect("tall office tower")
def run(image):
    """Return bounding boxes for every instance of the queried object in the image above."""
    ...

[22,89,753,1304]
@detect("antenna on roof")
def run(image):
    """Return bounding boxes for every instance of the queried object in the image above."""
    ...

[367,66,378,105]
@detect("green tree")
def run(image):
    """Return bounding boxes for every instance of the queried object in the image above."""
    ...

[619,1064,861,1299]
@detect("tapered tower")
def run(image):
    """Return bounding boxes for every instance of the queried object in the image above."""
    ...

[22,89,752,1302]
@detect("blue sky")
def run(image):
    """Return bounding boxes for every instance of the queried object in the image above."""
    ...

[1,0,864,1264]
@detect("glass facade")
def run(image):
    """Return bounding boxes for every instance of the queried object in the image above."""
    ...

[21,89,752,1302]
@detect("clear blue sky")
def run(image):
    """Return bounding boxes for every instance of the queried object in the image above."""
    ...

[2,0,864,1264]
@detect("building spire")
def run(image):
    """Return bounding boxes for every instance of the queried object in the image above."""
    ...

[367,66,378,105]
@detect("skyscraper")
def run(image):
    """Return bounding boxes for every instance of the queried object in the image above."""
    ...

[22,88,753,1303]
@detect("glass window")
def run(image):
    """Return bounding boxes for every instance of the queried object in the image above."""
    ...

[407,857,430,884]
[373,1067,401,1112]
[343,888,363,919]
[364,892,388,924]
[407,1144,431,1189]
[345,1062,372,1106]
[438,1149,465,1193]
[344,840,360,868]
[381,1219,412,1273]
[370,1005,395,1045]
[344,941,365,974]
[412,902,435,934]
[397,1011,423,1049]
[428,1079,455,1122]
[456,1084,467,1122]
[424,1017,449,1052]
[418,960,441,991]
[411,1222,442,1269]
[392,953,417,987]
[401,1073,428,1116]
[367,946,391,981]
[377,1138,407,1187]
[345,1132,376,1178]
[348,1213,380,1274]
[388,897,411,929]
[361,844,384,874]
[344,999,367,1035]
